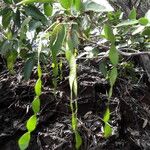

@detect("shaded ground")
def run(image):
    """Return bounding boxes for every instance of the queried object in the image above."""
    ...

[0,59,150,150]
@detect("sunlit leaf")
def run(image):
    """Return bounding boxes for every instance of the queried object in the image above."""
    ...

[35,78,42,96]
[128,7,136,20]
[17,0,53,5]
[103,107,110,123]
[138,17,149,26]
[26,115,37,132]
[72,113,77,131]
[59,0,72,9]
[44,3,53,16]
[109,67,117,87]
[75,131,82,150]
[18,132,30,150]
[74,0,82,11]
[104,123,112,138]
[109,45,119,65]
[32,96,40,113]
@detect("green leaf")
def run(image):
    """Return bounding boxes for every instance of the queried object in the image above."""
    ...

[138,17,149,26]
[37,64,42,78]
[24,58,35,80]
[17,0,53,5]
[59,0,72,9]
[3,0,12,4]
[73,78,77,97]
[24,5,47,25]
[108,86,113,98]
[32,96,40,113]
[116,20,138,27]
[75,131,82,150]
[72,113,77,131]
[18,132,31,150]
[74,0,82,11]
[104,123,112,138]
[20,16,32,40]
[35,78,42,96]
[44,3,53,16]
[104,24,115,43]
[50,23,66,53]
[128,7,136,20]
[83,0,114,12]
[103,107,110,123]
[7,50,18,73]
[109,67,118,87]
[26,115,37,132]
[109,45,119,65]
[13,9,21,28]
[2,8,12,29]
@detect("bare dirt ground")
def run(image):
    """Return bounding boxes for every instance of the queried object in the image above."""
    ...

[0,59,150,150]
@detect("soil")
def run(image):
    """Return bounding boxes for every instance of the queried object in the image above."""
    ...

[0,59,150,150]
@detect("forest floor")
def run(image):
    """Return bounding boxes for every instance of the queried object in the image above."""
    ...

[0,59,150,150]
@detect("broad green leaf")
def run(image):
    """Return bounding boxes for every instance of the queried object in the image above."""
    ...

[83,0,114,12]
[75,131,82,150]
[35,78,42,96]
[59,0,72,9]
[18,132,31,150]
[44,3,53,16]
[104,25,115,43]
[24,58,35,80]
[109,45,119,65]
[72,113,77,131]
[2,8,12,29]
[116,20,138,27]
[138,17,149,26]
[26,115,37,132]
[104,123,112,138]
[103,107,110,123]
[109,67,118,87]
[128,7,136,20]
[32,96,40,113]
